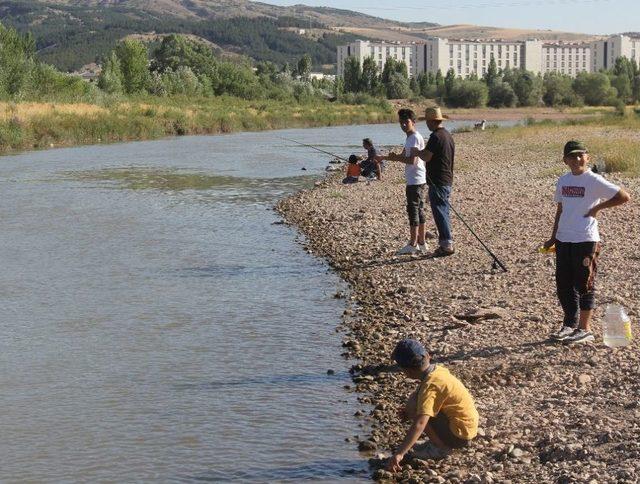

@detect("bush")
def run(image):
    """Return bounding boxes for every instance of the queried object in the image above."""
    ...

[488,82,517,108]
[446,80,488,108]
[385,72,411,99]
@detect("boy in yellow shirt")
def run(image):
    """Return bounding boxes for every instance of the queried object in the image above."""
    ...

[386,339,479,472]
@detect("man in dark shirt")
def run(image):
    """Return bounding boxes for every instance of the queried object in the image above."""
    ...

[360,138,383,180]
[418,107,455,257]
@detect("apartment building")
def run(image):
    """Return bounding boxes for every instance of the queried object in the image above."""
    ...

[336,40,416,78]
[542,43,592,76]
[592,34,640,71]
[337,35,638,79]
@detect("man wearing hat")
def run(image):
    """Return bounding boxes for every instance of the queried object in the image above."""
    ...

[386,338,479,472]
[543,140,630,344]
[417,106,456,257]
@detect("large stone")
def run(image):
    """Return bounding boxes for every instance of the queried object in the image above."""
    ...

[455,307,509,322]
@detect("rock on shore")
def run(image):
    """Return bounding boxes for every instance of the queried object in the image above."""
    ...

[277,127,640,483]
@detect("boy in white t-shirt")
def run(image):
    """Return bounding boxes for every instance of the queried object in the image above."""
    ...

[543,141,630,344]
[379,108,427,255]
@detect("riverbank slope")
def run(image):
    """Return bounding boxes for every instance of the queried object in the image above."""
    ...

[0,96,395,155]
[0,98,609,156]
[277,124,640,483]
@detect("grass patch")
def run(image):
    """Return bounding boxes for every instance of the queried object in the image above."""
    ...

[0,95,397,155]
[584,138,640,176]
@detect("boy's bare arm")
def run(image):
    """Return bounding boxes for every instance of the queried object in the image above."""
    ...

[585,189,631,218]
[385,148,420,165]
[544,203,562,249]
[386,414,429,472]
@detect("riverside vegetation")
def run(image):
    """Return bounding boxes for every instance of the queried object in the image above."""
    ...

[0,23,394,153]
[2,19,640,155]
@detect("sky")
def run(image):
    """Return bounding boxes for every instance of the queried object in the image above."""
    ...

[263,0,639,35]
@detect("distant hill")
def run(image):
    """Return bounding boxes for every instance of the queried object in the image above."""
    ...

[0,0,599,72]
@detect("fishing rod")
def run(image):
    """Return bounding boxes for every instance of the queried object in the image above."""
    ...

[284,137,507,272]
[381,144,507,272]
[279,137,351,163]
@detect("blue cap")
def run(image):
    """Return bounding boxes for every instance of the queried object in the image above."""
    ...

[392,339,427,368]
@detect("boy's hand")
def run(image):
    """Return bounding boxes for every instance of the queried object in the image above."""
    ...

[543,238,556,250]
[386,453,404,472]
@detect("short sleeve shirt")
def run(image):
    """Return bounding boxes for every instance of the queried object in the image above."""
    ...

[425,128,455,186]
[403,132,426,186]
[554,169,620,242]
[416,365,479,440]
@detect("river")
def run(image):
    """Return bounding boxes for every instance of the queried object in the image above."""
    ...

[0,120,514,482]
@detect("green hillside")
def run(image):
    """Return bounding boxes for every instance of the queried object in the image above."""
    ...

[0,0,370,71]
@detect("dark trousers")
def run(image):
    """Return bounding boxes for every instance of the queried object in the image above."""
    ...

[428,184,453,247]
[406,184,426,227]
[555,241,600,327]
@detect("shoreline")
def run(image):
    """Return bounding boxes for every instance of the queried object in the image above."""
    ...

[277,125,639,482]
[0,100,604,157]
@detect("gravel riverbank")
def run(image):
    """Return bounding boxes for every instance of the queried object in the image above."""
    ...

[277,126,640,483]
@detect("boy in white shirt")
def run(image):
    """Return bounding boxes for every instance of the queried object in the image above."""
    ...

[380,108,427,255]
[543,141,630,344]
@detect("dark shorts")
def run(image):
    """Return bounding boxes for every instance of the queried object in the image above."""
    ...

[427,413,471,449]
[406,183,426,226]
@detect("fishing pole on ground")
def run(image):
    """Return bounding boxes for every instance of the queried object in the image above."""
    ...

[283,137,507,272]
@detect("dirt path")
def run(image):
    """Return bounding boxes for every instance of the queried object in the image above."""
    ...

[277,126,639,483]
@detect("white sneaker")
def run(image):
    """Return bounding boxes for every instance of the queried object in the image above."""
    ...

[418,243,428,253]
[550,325,575,341]
[396,244,420,255]
[563,329,595,345]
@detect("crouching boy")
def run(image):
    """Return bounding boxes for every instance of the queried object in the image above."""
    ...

[386,339,479,472]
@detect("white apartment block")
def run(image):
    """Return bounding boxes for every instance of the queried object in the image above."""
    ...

[337,35,639,79]
[336,40,416,78]
[591,34,640,71]
[542,43,591,76]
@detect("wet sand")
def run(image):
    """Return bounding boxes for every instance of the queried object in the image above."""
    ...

[277,125,640,483]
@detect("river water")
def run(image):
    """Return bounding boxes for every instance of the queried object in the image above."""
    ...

[0,120,511,482]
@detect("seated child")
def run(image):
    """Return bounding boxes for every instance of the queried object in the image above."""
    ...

[342,154,361,184]
[360,138,383,180]
[386,339,479,472]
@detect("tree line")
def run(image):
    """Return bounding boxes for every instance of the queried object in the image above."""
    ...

[0,22,336,105]
[340,55,640,109]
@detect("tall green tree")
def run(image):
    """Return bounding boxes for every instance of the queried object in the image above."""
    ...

[343,56,362,93]
[360,56,380,95]
[444,68,456,98]
[98,51,124,94]
[114,39,150,94]
[297,54,312,80]
[483,56,499,86]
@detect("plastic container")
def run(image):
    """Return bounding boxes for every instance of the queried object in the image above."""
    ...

[603,304,633,348]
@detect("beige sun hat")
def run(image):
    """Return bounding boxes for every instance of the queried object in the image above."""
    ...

[424,106,448,121]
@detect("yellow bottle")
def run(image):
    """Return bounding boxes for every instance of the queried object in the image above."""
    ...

[538,244,556,254]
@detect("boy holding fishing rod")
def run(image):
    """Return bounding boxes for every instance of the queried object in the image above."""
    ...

[378,108,428,255]
[543,141,630,344]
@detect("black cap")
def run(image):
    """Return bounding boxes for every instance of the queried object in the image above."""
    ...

[564,140,588,157]
[391,339,427,368]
